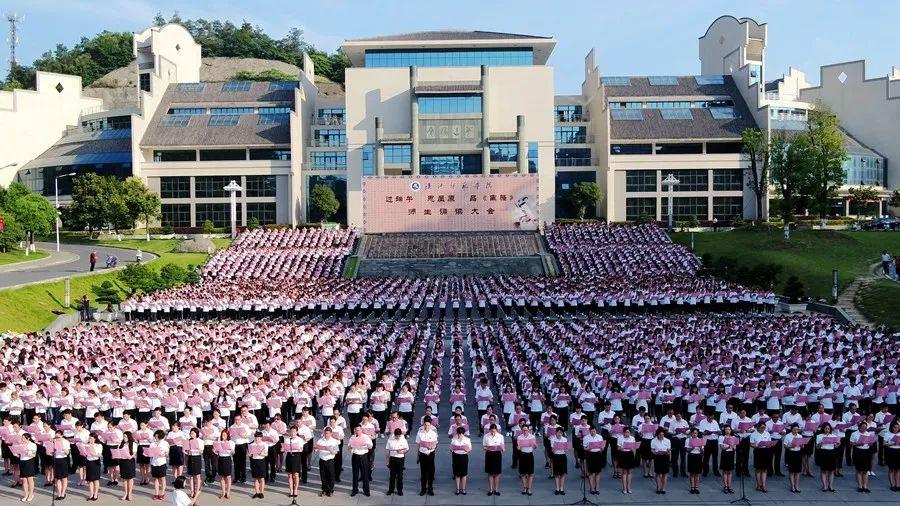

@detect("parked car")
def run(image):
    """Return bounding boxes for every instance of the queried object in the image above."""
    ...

[861,217,900,231]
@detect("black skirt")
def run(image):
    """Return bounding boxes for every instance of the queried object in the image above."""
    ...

[687,452,702,475]
[186,454,203,476]
[451,453,468,478]
[151,464,167,478]
[886,446,900,471]
[71,445,84,468]
[53,457,69,477]
[653,454,670,475]
[815,448,837,471]
[19,457,37,478]
[785,450,802,473]
[217,456,233,477]
[518,452,535,475]
[169,446,184,466]
[753,447,771,471]
[720,449,736,471]
[585,451,605,473]
[85,460,102,482]
[552,453,568,476]
[250,458,267,479]
[484,450,502,475]
[852,448,872,472]
[119,458,136,479]
[285,452,303,473]
[136,445,150,465]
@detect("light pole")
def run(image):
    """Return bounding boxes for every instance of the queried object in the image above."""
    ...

[661,173,680,232]
[223,180,243,239]
[0,162,18,170]
[55,172,77,252]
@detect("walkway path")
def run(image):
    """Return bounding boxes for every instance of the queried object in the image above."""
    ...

[835,261,888,327]
[0,241,158,289]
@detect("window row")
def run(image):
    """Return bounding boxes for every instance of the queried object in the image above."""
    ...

[624,196,744,221]
[364,48,533,68]
[609,143,741,155]
[167,106,291,115]
[153,149,291,162]
[625,169,744,192]
[609,99,734,109]
[555,126,587,144]
[418,95,482,114]
[160,175,276,199]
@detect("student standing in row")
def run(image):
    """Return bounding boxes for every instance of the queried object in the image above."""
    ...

[450,426,471,495]
[385,428,408,496]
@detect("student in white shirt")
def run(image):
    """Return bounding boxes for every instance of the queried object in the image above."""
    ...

[170,476,198,506]
[884,420,900,491]
[815,423,839,492]
[17,433,38,503]
[385,428,408,496]
[650,428,672,494]
[696,413,721,477]
[516,424,538,495]
[482,423,505,496]
[849,421,874,492]
[450,426,472,495]
[83,432,103,501]
[315,427,340,497]
[213,431,235,499]
[783,424,804,493]
[149,429,170,500]
[348,425,373,497]
[415,417,438,496]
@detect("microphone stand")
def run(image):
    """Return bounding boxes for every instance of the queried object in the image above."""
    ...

[569,455,598,506]
[730,444,752,506]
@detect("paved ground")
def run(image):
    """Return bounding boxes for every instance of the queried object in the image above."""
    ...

[357,257,547,277]
[0,242,158,289]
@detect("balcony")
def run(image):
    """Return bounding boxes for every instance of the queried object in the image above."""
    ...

[138,61,154,70]
[554,158,594,167]
[555,113,589,123]
[312,116,346,126]
[555,135,593,145]
[765,92,780,101]
[310,140,347,148]
[414,81,482,94]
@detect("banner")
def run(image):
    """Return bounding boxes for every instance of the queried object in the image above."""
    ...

[363,174,539,233]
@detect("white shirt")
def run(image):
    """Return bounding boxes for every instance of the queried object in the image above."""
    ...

[385,436,409,458]
[650,437,671,454]
[316,437,339,461]
[696,419,720,440]
[415,428,438,455]
[749,430,771,446]
[170,489,191,506]
[482,432,504,451]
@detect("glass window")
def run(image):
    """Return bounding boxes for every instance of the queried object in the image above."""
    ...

[626,170,657,192]
[221,81,252,92]
[713,196,744,220]
[210,107,255,115]
[153,150,195,162]
[194,176,235,198]
[749,64,762,86]
[420,155,482,175]
[709,107,741,119]
[555,126,587,144]
[195,203,240,228]
[554,105,583,122]
[365,48,533,67]
[311,151,347,170]
[175,83,205,92]
[844,154,885,186]
[258,113,289,125]
[608,101,644,109]
[610,109,643,120]
[655,143,703,155]
[418,95,482,114]
[168,108,206,115]
[661,197,708,221]
[384,144,412,164]
[713,169,743,191]
[362,145,374,176]
[528,142,538,173]
[555,148,591,166]
[139,73,150,92]
[199,149,245,161]
[159,176,190,198]
[316,129,346,147]
[660,109,693,120]
[669,169,708,191]
[258,107,291,114]
[625,198,657,221]
[317,108,346,125]
[706,142,743,154]
[208,114,240,126]
[695,76,725,85]
[610,144,652,155]
[160,115,190,127]
[268,81,298,91]
[161,204,191,228]
[249,149,291,161]
[245,175,276,197]
[601,76,631,86]
[645,101,692,109]
[489,143,518,162]
[247,202,277,225]
[648,76,679,85]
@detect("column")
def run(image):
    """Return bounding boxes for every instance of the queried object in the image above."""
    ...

[481,65,491,174]
[516,115,527,174]
[410,66,420,175]
[375,117,385,176]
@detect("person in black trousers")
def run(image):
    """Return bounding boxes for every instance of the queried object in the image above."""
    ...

[385,428,408,496]
[348,426,372,497]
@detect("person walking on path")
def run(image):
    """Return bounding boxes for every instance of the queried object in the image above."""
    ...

[882,251,892,276]
[89,250,97,271]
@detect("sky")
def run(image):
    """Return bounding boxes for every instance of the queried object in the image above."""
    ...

[2,0,899,93]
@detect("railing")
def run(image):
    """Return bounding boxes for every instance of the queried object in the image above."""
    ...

[310,140,347,147]
[556,113,589,122]
[312,116,346,126]
[555,135,593,144]
[765,92,780,100]
[554,158,594,167]
[138,61,155,70]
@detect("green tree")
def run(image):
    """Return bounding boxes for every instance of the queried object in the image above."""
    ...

[799,105,848,223]
[121,177,161,240]
[309,184,340,223]
[568,182,604,220]
[232,69,296,82]
[184,264,201,284]
[0,211,25,252]
[847,185,880,220]
[118,263,161,295]
[91,280,123,311]
[741,128,770,221]
[6,192,56,239]
[769,133,809,223]
[247,216,261,230]
[202,219,215,235]
[159,263,187,288]
[783,275,805,303]
[68,173,127,235]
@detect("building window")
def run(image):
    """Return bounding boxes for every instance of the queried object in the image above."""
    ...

[245,175,276,197]
[706,142,743,154]
[317,108,346,125]
[661,197,708,221]
[311,151,347,170]
[258,113,289,125]
[365,48,533,68]
[362,145,374,176]
[159,115,190,127]
[208,115,240,126]
[418,95,482,114]
[139,73,150,92]
[713,196,744,221]
[555,148,591,166]
[175,83,205,92]
[384,144,412,164]
[221,81,252,92]
[749,64,762,86]
[161,204,191,228]
[160,176,190,198]
[713,169,743,191]
[489,143,518,162]
[610,144,652,155]
[626,170,657,192]
[315,129,346,147]
[195,203,240,228]
[249,149,291,161]
[625,198,657,221]
[670,169,708,192]
[199,149,246,161]
[655,143,703,155]
[153,150,196,162]
[555,126,587,144]
[709,107,741,119]
[420,155,482,175]
[168,108,206,115]
[608,101,644,109]
[844,154,885,186]
[268,81,298,91]
[194,176,235,198]
[554,105,583,122]
[247,202,277,225]
[528,142,538,173]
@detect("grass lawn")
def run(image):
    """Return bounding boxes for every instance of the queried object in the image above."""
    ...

[854,279,900,329]
[671,229,900,299]
[0,236,231,334]
[0,249,48,266]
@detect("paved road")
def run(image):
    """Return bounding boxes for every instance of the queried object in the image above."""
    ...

[0,242,158,289]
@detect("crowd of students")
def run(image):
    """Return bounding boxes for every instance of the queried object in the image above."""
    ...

[0,314,897,501]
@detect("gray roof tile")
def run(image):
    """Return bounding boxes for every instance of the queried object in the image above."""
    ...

[348,30,551,42]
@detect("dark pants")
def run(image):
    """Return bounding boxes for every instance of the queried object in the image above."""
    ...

[300,449,309,483]
[351,453,369,494]
[772,440,783,475]
[203,445,216,481]
[702,439,719,475]
[334,444,343,481]
[233,443,247,482]
[388,456,404,494]
[90,262,96,272]
[267,445,278,481]
[671,437,686,476]
[348,412,362,430]
[419,451,435,492]
[319,458,335,494]
[737,437,750,475]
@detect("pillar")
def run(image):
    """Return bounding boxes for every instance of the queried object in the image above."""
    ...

[375,117,384,176]
[410,67,420,175]
[481,65,491,174]
[516,115,527,174]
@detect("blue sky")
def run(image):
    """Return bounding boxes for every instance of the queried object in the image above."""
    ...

[3,0,898,93]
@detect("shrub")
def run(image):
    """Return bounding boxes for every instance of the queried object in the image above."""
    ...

[202,219,215,235]
[183,264,201,285]
[247,216,261,230]
[159,263,187,288]
[91,280,122,311]
[118,263,161,295]
[783,276,805,303]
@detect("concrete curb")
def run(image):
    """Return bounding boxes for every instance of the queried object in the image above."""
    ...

[0,251,159,291]
[0,249,78,274]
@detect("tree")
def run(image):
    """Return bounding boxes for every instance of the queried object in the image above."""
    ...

[232,69,296,82]
[91,280,122,311]
[121,177,161,240]
[847,185,880,220]
[799,105,848,224]
[309,184,340,223]
[67,173,127,235]
[741,128,770,222]
[0,211,25,252]
[568,182,604,220]
[5,192,56,239]
[783,275,805,303]
[247,216,261,230]
[769,133,809,223]
[890,190,900,209]
[202,219,215,235]
[118,263,161,296]
[159,263,187,288]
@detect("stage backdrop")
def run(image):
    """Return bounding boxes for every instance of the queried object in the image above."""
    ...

[363,174,539,233]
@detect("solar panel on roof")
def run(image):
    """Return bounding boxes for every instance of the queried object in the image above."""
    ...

[269,81,298,91]
[175,83,205,92]
[610,109,643,120]
[601,76,631,86]
[648,76,679,85]
[222,81,252,92]
[660,109,693,120]
[709,107,741,119]
[695,76,725,85]
[160,115,190,127]
[208,114,240,126]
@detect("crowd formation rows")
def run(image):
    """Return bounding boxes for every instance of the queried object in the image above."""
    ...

[362,232,539,259]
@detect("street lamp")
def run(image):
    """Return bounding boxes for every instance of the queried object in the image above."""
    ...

[223,180,243,239]
[0,162,18,170]
[55,172,77,252]
[661,173,680,232]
